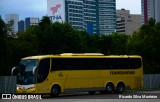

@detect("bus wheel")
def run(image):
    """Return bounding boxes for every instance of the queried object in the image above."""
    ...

[88,91,96,95]
[51,85,61,97]
[106,83,114,94]
[116,82,125,93]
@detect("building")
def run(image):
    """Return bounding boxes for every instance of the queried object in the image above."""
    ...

[116,9,141,35]
[65,0,84,31]
[141,0,160,24]
[25,17,39,30]
[18,17,39,32]
[47,0,116,35]
[98,0,116,34]
[5,14,19,34]
[18,20,24,32]
[47,0,66,23]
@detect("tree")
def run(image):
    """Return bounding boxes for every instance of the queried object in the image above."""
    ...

[5,20,15,37]
[110,33,130,55]
[85,34,101,53]
[127,18,160,74]
[97,35,112,55]
[0,16,8,75]
[43,21,87,53]
[33,16,88,54]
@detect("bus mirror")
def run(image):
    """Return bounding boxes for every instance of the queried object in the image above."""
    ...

[32,66,37,75]
[11,66,18,75]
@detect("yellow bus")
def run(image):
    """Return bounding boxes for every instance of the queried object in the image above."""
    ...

[11,53,143,96]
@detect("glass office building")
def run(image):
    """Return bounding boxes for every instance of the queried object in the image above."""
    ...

[98,0,116,34]
[48,0,116,35]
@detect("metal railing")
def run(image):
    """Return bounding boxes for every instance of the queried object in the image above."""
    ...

[0,76,16,94]
[144,74,160,89]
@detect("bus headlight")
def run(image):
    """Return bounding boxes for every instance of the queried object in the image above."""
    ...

[17,86,19,90]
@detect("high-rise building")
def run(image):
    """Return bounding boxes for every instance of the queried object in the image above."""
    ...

[98,0,116,34]
[47,0,116,35]
[25,17,39,30]
[141,0,160,24]
[18,17,39,32]
[116,9,141,35]
[18,20,25,32]
[65,0,84,31]
[5,14,19,34]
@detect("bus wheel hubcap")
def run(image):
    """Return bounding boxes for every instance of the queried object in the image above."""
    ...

[53,89,58,94]
[107,86,112,92]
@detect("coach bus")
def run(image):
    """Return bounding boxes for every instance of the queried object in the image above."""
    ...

[11,53,143,96]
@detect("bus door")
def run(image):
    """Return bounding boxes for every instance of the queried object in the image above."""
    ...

[36,58,50,93]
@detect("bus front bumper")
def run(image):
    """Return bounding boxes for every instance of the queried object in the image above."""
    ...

[16,86,36,94]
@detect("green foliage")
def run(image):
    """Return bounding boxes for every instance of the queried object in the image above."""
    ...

[127,18,160,74]
[109,33,130,55]
[0,16,160,75]
[36,18,87,54]
[0,16,8,75]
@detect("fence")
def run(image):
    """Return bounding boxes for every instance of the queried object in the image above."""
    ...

[143,74,160,89]
[0,76,16,94]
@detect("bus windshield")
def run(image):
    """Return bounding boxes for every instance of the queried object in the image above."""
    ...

[17,59,39,85]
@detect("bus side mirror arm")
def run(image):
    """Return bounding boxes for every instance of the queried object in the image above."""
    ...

[11,66,18,75]
[32,66,37,75]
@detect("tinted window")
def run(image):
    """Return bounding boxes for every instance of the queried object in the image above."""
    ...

[108,58,129,69]
[129,58,141,69]
[52,58,107,71]
[107,58,141,69]
[51,58,141,71]
[37,58,50,83]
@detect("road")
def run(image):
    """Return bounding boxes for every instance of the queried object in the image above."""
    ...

[1,91,160,102]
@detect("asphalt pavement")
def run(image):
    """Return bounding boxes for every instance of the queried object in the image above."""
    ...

[1,90,160,102]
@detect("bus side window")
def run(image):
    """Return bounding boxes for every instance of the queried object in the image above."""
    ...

[106,59,112,69]
[129,58,141,69]
[110,58,129,69]
[52,58,61,71]
[37,58,50,83]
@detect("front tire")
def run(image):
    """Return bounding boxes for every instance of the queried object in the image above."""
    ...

[51,85,61,97]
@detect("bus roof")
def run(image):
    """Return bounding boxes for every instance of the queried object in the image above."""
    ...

[60,53,104,56]
[22,53,142,60]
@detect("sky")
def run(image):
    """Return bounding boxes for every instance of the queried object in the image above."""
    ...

[0,0,141,21]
